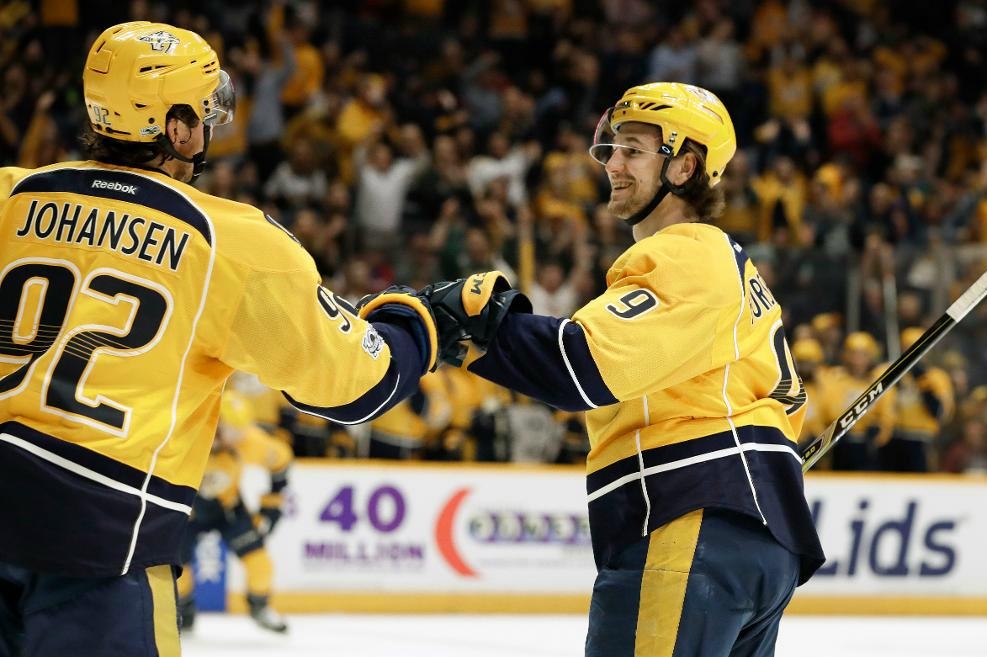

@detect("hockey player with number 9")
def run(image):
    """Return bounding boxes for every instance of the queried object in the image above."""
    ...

[407,83,827,656]
[0,22,441,656]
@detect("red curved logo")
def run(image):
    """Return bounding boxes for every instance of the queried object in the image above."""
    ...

[435,487,477,577]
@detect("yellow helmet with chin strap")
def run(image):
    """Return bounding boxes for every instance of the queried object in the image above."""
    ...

[591,82,736,188]
[83,21,234,143]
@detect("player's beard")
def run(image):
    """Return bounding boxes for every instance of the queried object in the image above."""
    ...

[607,177,658,220]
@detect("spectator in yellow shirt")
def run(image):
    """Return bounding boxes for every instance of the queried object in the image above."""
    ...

[822,332,897,470]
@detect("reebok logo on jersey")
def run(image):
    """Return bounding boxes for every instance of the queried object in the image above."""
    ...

[92,180,138,195]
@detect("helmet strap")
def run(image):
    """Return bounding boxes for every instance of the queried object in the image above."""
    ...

[154,124,211,184]
[621,156,690,226]
[191,125,211,183]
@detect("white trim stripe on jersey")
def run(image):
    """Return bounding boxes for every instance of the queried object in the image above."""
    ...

[586,441,801,503]
[722,233,767,525]
[306,373,403,426]
[636,395,652,537]
[557,319,599,409]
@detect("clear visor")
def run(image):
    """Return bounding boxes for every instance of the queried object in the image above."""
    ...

[203,69,235,127]
[588,107,672,165]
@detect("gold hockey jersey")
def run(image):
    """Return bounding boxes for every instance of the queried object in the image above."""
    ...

[895,367,953,437]
[0,161,427,576]
[469,222,824,582]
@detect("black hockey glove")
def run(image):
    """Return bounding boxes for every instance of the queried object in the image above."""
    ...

[255,505,283,537]
[419,271,532,367]
[357,285,440,373]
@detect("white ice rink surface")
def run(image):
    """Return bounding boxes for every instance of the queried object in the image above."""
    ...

[182,613,987,657]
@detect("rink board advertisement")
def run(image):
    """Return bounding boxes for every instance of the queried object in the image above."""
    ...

[225,464,987,614]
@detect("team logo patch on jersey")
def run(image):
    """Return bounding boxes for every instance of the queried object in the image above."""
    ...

[138,31,180,54]
[362,326,385,360]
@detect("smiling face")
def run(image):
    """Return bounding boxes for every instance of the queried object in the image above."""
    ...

[604,122,666,220]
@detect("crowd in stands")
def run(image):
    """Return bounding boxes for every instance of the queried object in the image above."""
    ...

[4,0,987,472]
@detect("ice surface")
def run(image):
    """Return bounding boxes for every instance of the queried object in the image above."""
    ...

[182,613,987,657]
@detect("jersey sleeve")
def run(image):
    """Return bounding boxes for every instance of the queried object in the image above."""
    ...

[218,242,425,425]
[468,230,738,408]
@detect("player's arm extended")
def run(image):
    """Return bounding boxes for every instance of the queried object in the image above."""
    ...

[221,264,434,426]
[467,250,728,411]
[465,312,618,411]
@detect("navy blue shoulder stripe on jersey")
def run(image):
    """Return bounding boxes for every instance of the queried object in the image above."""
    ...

[728,236,747,286]
[468,312,617,412]
[283,322,424,424]
[11,167,212,245]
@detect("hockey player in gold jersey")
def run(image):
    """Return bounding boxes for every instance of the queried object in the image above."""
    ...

[791,337,834,456]
[395,83,826,657]
[882,327,954,471]
[177,391,291,634]
[0,22,446,657]
[822,331,897,470]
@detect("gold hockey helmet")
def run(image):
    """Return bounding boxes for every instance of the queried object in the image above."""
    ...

[590,82,736,188]
[83,21,234,142]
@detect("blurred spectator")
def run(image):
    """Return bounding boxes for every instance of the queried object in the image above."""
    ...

[353,131,429,255]
[279,5,324,119]
[647,24,698,84]
[0,63,33,164]
[244,34,296,181]
[752,155,807,246]
[263,138,329,213]
[528,241,591,318]
[335,73,392,184]
[822,331,897,470]
[468,130,540,208]
[827,89,882,175]
[883,327,955,472]
[696,19,743,108]
[715,149,760,244]
[455,226,517,282]
[940,417,987,474]
[404,133,471,233]
[792,337,834,467]
[292,205,346,276]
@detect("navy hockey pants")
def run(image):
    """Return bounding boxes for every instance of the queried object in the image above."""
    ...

[0,561,180,657]
[585,508,800,657]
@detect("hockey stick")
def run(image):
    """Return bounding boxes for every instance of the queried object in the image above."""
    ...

[799,270,987,472]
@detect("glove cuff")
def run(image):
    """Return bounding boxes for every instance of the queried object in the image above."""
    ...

[460,271,512,317]
[359,293,439,373]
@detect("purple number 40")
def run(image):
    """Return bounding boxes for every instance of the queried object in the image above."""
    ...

[319,484,406,533]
